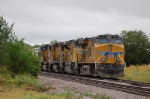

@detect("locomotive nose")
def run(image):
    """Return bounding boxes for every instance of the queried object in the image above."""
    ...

[95,43,124,64]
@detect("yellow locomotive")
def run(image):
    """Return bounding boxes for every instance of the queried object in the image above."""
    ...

[40,34,125,78]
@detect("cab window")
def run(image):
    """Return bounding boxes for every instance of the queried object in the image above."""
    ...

[96,38,108,43]
[111,38,122,44]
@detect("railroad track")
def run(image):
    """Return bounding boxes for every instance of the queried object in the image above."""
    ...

[117,79,150,88]
[40,72,150,96]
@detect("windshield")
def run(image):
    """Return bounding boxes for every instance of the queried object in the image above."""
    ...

[111,38,122,44]
[96,38,109,43]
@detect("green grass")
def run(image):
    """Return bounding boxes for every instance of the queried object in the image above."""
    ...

[0,88,68,99]
[83,92,110,99]
[0,72,74,99]
[121,65,150,82]
[0,73,42,91]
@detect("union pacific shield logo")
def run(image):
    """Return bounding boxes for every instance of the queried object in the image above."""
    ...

[107,53,114,57]
[97,51,123,57]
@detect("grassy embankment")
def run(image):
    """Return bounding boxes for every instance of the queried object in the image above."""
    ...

[0,67,62,99]
[121,64,150,83]
[0,68,110,99]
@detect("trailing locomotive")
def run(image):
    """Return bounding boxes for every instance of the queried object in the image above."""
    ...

[40,34,125,78]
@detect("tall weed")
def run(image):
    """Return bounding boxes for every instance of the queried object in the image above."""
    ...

[0,68,42,91]
[13,74,42,90]
[121,65,150,82]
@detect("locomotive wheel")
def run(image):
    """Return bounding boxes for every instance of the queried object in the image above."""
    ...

[75,68,80,75]
[46,64,50,72]
[58,66,63,72]
[41,62,44,71]
[49,64,53,72]
[92,71,96,77]
[110,77,117,80]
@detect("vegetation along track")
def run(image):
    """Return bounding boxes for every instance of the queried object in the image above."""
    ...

[40,72,150,96]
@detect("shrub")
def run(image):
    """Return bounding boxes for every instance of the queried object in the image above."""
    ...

[5,40,40,77]
[13,74,42,90]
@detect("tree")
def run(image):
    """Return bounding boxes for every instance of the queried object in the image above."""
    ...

[0,16,16,65]
[77,37,83,40]
[120,30,150,66]
[0,17,11,44]
[50,39,58,44]
[33,44,40,48]
[0,16,40,77]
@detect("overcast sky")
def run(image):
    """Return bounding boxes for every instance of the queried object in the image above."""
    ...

[1,0,150,45]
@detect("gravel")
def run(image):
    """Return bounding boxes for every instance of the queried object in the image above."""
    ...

[39,76,150,99]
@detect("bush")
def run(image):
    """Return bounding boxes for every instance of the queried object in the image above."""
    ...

[5,40,40,77]
[13,74,42,90]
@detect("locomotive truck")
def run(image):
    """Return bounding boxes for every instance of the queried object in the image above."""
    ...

[40,34,125,78]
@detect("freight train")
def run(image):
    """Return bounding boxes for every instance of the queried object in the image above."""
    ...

[39,34,126,78]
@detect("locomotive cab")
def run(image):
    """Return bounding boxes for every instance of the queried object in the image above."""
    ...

[94,34,125,78]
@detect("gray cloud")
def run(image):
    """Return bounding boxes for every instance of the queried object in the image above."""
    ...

[1,0,150,45]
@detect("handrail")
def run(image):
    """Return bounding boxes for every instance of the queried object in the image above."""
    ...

[95,55,104,68]
[118,55,126,68]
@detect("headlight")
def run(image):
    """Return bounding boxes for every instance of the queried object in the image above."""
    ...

[116,58,120,62]
[109,45,112,51]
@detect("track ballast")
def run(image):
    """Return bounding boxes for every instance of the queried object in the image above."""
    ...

[40,71,150,97]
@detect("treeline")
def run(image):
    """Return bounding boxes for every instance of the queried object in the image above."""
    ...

[120,30,150,66]
[0,16,40,77]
